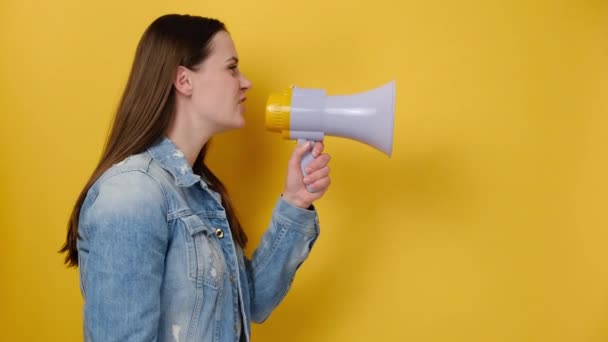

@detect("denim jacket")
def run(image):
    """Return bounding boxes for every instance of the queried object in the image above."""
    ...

[77,137,320,342]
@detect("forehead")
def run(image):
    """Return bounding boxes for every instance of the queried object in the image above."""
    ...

[208,31,237,60]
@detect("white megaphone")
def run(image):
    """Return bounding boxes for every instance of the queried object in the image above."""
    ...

[265,81,395,191]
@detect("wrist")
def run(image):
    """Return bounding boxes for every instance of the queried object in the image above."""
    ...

[281,193,311,209]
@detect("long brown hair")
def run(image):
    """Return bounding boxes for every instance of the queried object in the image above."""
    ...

[60,14,247,267]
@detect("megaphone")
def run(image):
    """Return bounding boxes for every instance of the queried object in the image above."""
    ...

[265,81,395,191]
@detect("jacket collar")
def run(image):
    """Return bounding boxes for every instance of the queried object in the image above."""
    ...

[147,136,203,187]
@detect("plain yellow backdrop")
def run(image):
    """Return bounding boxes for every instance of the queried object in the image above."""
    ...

[1,0,607,341]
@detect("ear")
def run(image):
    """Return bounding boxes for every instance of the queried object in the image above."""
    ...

[173,66,193,96]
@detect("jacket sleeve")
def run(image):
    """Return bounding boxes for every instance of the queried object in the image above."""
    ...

[78,171,169,341]
[245,196,320,323]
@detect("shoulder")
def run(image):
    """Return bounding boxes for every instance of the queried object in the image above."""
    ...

[98,153,154,183]
[85,153,168,215]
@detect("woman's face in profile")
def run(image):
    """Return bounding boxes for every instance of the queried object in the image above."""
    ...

[189,31,252,132]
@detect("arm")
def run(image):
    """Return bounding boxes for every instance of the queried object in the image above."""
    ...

[246,196,320,323]
[246,141,331,323]
[79,171,168,341]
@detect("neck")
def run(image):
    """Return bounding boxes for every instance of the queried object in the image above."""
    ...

[165,109,214,167]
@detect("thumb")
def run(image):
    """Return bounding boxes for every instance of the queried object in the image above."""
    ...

[289,141,312,167]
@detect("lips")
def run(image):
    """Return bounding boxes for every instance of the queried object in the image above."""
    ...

[239,97,246,113]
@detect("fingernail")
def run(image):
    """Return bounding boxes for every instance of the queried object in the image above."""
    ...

[305,168,312,173]
[303,177,310,184]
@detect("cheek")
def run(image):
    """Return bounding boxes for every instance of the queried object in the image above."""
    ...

[220,77,240,106]
[194,91,215,113]
[192,74,240,118]
[194,80,221,108]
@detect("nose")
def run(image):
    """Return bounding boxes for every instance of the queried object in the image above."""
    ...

[240,73,252,91]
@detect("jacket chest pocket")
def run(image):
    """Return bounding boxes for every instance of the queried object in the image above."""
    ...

[181,214,226,289]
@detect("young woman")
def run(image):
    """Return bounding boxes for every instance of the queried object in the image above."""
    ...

[61,14,331,342]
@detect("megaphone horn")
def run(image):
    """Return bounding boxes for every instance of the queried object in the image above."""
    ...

[266,81,395,191]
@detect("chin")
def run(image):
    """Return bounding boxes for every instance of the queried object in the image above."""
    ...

[232,117,245,129]
[221,117,245,132]
[234,113,246,128]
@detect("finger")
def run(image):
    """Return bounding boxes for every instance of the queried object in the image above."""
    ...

[303,166,330,185]
[312,141,324,157]
[304,154,331,174]
[308,176,331,193]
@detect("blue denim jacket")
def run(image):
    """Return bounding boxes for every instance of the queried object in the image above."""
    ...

[77,137,320,342]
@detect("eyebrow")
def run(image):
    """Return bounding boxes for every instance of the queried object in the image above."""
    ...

[225,56,239,64]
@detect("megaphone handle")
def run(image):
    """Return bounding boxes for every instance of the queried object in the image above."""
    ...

[297,139,317,193]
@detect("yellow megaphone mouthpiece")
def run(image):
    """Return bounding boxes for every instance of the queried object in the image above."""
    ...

[265,87,292,134]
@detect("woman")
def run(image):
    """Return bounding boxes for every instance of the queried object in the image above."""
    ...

[60,14,331,342]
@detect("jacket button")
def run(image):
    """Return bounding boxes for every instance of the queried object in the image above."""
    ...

[230,275,234,284]
[215,228,224,238]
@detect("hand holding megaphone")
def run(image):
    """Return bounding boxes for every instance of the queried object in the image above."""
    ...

[281,140,331,208]
[266,81,395,193]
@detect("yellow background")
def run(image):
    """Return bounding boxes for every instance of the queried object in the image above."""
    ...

[1,0,607,341]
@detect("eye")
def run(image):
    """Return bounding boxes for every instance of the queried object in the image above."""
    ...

[228,64,239,74]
